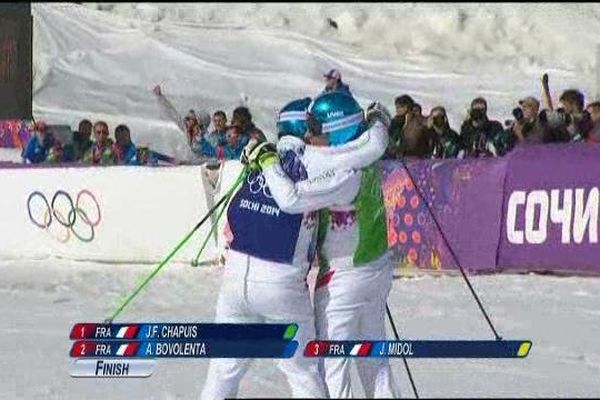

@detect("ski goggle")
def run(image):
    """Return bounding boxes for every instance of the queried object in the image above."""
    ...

[306,112,323,137]
[306,111,363,138]
[276,110,309,139]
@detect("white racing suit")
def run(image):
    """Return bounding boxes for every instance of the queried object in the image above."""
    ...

[262,120,400,398]
[201,122,387,399]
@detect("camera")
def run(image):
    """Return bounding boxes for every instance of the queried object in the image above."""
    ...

[512,107,524,122]
[539,108,571,129]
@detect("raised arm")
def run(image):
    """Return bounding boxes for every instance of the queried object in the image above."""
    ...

[153,85,186,133]
[541,73,554,111]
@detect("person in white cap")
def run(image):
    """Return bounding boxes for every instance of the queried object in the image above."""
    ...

[322,68,352,96]
[510,96,546,145]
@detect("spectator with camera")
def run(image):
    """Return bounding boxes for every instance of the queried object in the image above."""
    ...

[585,101,600,143]
[540,74,593,142]
[386,94,429,159]
[558,89,593,141]
[424,106,463,159]
[460,97,507,157]
[507,96,547,147]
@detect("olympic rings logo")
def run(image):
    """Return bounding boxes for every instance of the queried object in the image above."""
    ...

[26,189,102,243]
[247,171,273,199]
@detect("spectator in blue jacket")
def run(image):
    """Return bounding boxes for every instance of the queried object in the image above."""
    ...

[22,121,57,164]
[113,124,138,165]
[197,125,248,161]
[206,110,228,148]
[322,68,352,96]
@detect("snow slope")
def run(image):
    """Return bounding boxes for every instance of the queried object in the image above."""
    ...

[32,3,600,160]
[2,259,600,398]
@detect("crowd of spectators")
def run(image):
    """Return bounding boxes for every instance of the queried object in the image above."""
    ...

[384,73,600,161]
[20,69,600,166]
[21,119,170,166]
[152,84,265,165]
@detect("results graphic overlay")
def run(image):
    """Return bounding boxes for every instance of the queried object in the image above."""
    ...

[69,323,299,377]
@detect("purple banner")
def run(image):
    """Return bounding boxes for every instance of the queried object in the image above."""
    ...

[0,120,30,148]
[381,158,506,274]
[498,143,600,274]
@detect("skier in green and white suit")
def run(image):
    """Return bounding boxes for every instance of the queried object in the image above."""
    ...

[254,92,401,398]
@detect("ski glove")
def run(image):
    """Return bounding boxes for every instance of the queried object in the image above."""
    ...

[366,101,393,129]
[240,139,278,171]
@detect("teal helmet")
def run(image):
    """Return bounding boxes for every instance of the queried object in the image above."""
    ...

[276,97,312,139]
[307,91,364,145]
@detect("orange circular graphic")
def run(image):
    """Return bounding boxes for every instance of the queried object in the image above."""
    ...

[388,227,398,246]
[405,179,414,190]
[407,248,418,263]
[404,213,414,226]
[398,231,408,244]
[398,195,406,208]
[412,231,421,244]
[410,195,420,209]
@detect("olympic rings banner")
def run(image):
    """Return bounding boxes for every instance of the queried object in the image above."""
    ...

[0,164,217,264]
[27,189,102,243]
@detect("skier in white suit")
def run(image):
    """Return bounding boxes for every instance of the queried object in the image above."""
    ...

[200,96,389,399]
[251,92,401,398]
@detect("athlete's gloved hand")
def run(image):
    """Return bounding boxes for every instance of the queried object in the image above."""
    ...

[280,149,309,182]
[276,135,305,157]
[275,136,308,182]
[240,139,278,171]
[366,101,392,129]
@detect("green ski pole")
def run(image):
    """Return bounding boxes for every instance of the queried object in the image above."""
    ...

[105,168,247,323]
[191,168,247,267]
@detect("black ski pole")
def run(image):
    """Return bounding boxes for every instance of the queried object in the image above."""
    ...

[397,158,502,340]
[386,303,420,399]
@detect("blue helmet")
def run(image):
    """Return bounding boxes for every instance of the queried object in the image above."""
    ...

[307,91,364,145]
[276,97,312,139]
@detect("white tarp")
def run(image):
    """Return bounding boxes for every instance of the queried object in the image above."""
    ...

[32,2,600,164]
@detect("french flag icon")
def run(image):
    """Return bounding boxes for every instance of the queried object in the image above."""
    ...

[115,325,139,339]
[349,342,372,357]
[115,342,139,356]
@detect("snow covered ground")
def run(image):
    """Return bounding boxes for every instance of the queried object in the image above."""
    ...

[32,3,600,160]
[3,258,600,399]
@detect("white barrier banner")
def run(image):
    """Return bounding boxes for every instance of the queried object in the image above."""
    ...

[0,165,217,264]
